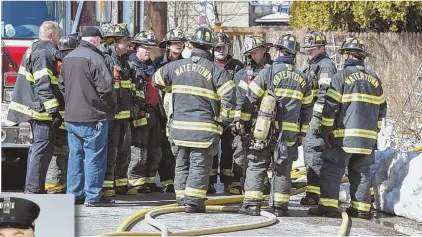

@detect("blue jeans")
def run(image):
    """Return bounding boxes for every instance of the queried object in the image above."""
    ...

[66,121,108,202]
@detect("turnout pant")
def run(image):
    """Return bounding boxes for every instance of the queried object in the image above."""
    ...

[158,133,175,188]
[303,116,326,200]
[128,111,162,187]
[243,143,298,210]
[319,146,374,213]
[173,143,218,208]
[25,120,58,193]
[45,128,68,193]
[210,129,235,185]
[104,119,131,189]
[232,135,247,186]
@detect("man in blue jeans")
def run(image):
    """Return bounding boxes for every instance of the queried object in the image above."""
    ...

[58,27,117,206]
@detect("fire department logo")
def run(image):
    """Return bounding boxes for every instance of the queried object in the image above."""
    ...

[244,37,254,51]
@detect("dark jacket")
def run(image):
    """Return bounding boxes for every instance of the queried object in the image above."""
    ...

[8,40,64,123]
[152,48,236,148]
[322,60,387,154]
[153,53,183,70]
[58,40,116,122]
[215,55,244,77]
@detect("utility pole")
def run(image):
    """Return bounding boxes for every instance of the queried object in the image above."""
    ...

[150,1,167,59]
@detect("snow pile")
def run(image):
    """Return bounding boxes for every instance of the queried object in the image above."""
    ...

[371,149,422,222]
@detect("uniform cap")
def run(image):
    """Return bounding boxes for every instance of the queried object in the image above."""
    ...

[0,197,40,230]
[81,27,103,38]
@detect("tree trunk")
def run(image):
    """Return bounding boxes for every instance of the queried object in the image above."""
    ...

[151,1,167,60]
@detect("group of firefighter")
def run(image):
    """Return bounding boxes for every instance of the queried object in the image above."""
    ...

[8,21,386,218]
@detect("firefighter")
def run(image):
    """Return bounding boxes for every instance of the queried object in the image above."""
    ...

[100,23,136,196]
[127,31,162,193]
[235,34,313,217]
[309,38,387,219]
[208,31,244,194]
[152,27,236,213]
[153,28,187,193]
[300,29,338,205]
[45,35,79,194]
[232,36,273,195]
[7,21,63,194]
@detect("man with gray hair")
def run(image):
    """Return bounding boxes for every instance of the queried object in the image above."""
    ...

[59,27,117,206]
[8,21,63,194]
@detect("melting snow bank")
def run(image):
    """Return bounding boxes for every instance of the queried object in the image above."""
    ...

[371,148,422,222]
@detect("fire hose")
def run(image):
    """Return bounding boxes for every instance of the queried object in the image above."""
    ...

[97,182,349,237]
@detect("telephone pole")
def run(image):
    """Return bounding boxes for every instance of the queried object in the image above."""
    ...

[150,1,167,59]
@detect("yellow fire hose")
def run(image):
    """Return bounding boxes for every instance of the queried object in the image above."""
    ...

[97,186,349,237]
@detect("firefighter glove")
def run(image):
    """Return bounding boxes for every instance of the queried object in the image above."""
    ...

[321,126,335,148]
[48,111,63,129]
[235,121,246,136]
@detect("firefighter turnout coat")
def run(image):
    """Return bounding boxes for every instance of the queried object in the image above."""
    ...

[8,40,63,123]
[152,48,236,149]
[321,61,387,154]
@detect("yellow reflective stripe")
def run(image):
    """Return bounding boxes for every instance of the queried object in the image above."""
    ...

[153,68,165,87]
[131,83,136,91]
[217,80,235,98]
[249,81,264,97]
[161,180,174,187]
[175,189,185,198]
[282,122,299,132]
[378,120,382,129]
[209,169,217,176]
[301,124,309,133]
[342,147,373,155]
[319,198,338,208]
[173,139,213,148]
[50,77,58,85]
[185,187,207,198]
[103,180,114,188]
[221,107,235,119]
[241,112,251,121]
[136,90,145,99]
[306,185,320,195]
[114,80,132,89]
[245,191,264,200]
[274,88,303,100]
[43,98,59,110]
[129,177,146,186]
[352,201,371,212]
[133,117,147,127]
[333,128,377,140]
[370,187,374,196]
[222,169,234,177]
[172,85,218,100]
[302,94,313,105]
[45,184,66,192]
[115,110,130,119]
[321,117,334,127]
[326,88,342,102]
[312,89,319,97]
[33,68,55,81]
[18,66,35,82]
[274,193,290,203]
[342,93,385,105]
[9,101,52,121]
[59,124,66,130]
[319,77,332,86]
[146,177,155,184]
[286,141,296,147]
[234,110,241,118]
[313,103,324,113]
[115,178,128,187]
[238,80,248,91]
[172,120,222,134]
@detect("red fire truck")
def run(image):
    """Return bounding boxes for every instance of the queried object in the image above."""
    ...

[1,0,143,190]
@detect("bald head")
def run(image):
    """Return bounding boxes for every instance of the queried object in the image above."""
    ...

[39,21,61,46]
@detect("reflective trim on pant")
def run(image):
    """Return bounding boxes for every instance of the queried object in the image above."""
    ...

[370,187,374,196]
[128,177,146,187]
[274,193,290,203]
[245,191,264,200]
[115,178,128,187]
[352,201,371,212]
[185,187,207,198]
[45,184,66,192]
[209,169,218,176]
[146,177,155,184]
[319,198,339,208]
[306,185,320,195]
[161,180,174,187]
[175,189,185,199]
[221,169,234,177]
[103,180,114,188]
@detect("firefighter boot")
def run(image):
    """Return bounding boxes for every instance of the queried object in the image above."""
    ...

[102,188,116,197]
[115,186,137,195]
[147,183,163,193]
[239,204,261,216]
[185,204,206,213]
[136,185,151,193]
[207,184,217,194]
[228,184,243,195]
[163,184,175,193]
[273,207,290,217]
[346,207,371,220]
[300,193,319,205]
[308,206,342,218]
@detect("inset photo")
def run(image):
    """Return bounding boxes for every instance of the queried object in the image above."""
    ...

[0,194,74,237]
